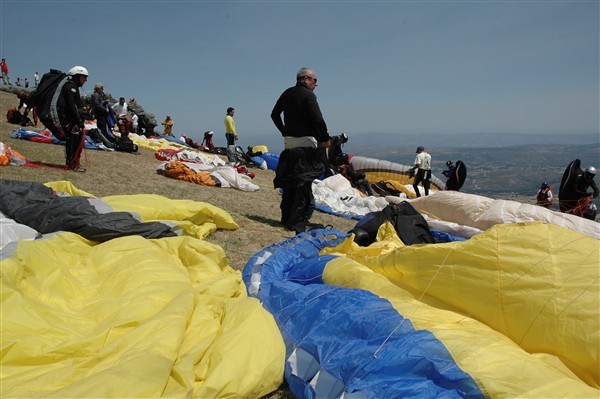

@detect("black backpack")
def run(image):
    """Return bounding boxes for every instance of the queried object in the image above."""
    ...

[350,202,434,246]
[24,69,69,139]
[115,137,138,153]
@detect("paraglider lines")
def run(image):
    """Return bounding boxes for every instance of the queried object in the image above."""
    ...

[374,247,454,359]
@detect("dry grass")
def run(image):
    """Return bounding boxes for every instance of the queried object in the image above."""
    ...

[0,89,356,272]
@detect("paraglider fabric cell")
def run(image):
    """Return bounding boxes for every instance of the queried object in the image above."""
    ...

[312,174,388,219]
[243,224,599,399]
[260,152,280,170]
[398,190,600,240]
[350,155,446,196]
[157,161,260,192]
[0,180,285,399]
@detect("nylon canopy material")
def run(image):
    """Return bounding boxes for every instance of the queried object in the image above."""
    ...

[243,223,599,398]
[0,179,178,242]
[350,155,446,194]
[397,190,600,239]
[1,181,285,398]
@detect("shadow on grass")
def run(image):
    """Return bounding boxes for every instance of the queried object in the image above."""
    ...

[245,214,282,228]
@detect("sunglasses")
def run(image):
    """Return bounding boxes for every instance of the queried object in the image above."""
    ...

[304,76,317,83]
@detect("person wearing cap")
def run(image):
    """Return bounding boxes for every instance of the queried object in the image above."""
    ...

[91,83,111,138]
[270,66,332,231]
[58,66,89,172]
[536,182,553,209]
[409,146,432,197]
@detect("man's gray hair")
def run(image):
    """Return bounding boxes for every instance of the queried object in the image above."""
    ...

[296,67,315,81]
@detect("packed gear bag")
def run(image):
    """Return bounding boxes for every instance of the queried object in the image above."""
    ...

[6,107,23,124]
[350,201,434,246]
[115,137,138,153]
[23,69,69,139]
[371,180,402,197]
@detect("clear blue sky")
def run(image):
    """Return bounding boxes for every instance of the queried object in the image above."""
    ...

[1,0,598,148]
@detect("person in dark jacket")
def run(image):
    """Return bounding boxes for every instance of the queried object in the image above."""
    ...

[91,83,109,136]
[271,67,332,231]
[335,153,374,196]
[57,66,88,172]
[326,132,348,176]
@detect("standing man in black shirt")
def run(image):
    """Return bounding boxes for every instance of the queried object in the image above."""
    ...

[271,67,332,231]
[58,66,89,172]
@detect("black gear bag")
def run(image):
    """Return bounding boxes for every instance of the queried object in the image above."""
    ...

[350,201,434,246]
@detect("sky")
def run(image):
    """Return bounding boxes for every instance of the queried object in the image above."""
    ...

[1,0,598,150]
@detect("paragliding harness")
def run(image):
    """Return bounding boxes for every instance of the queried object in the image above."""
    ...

[226,145,262,167]
[559,159,597,220]
[560,195,596,220]
[350,202,435,246]
[24,69,70,140]
[371,181,402,197]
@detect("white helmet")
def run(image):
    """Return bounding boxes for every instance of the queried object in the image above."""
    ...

[68,66,89,76]
[585,166,596,175]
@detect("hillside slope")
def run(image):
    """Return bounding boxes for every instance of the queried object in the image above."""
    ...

[0,89,356,271]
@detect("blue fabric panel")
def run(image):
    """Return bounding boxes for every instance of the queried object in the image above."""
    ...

[157,134,185,145]
[431,228,467,243]
[243,229,484,399]
[260,152,280,170]
[314,203,363,220]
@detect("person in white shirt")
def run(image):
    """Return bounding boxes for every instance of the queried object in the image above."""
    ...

[111,97,128,119]
[409,146,432,197]
[127,109,138,133]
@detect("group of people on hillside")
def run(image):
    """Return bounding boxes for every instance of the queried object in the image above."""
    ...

[168,106,240,162]
[15,65,145,171]
[1,58,39,87]
[90,84,140,152]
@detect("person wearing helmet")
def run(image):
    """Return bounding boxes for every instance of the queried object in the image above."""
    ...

[575,166,599,199]
[536,181,553,209]
[57,65,88,172]
[442,160,455,179]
